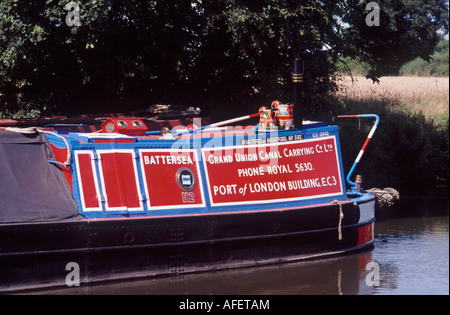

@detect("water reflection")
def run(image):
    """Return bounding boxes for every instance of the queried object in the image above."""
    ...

[372,214,449,295]
[38,249,377,295]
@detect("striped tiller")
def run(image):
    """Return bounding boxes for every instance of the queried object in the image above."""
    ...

[337,114,380,188]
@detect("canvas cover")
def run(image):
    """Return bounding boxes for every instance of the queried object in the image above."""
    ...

[0,131,80,223]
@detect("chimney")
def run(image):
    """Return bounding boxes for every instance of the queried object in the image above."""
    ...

[292,59,304,130]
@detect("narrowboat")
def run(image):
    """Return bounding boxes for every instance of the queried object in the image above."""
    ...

[0,61,377,293]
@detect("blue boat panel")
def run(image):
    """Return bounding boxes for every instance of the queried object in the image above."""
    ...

[46,124,349,219]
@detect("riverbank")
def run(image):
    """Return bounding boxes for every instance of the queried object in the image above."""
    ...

[334,76,449,197]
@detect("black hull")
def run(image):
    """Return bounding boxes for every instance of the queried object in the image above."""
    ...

[0,199,375,293]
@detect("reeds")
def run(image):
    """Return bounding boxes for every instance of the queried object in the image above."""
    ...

[336,76,449,126]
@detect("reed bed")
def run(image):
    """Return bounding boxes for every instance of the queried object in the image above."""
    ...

[336,76,449,126]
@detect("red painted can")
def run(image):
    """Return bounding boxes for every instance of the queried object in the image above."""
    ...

[258,107,276,130]
[272,101,294,130]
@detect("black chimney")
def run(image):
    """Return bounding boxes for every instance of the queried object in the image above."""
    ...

[292,59,304,130]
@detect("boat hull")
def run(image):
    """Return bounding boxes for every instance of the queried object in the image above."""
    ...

[0,196,375,293]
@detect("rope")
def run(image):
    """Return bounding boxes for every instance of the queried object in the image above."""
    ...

[366,187,400,212]
[4,126,72,166]
[39,130,72,166]
[5,126,41,134]
[332,200,344,240]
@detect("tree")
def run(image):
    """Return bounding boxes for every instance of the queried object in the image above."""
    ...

[1,0,448,117]
[1,0,199,115]
[339,0,449,80]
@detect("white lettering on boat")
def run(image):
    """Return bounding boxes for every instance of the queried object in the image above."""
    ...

[144,155,193,165]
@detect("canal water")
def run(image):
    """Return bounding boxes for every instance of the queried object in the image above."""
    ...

[35,197,449,295]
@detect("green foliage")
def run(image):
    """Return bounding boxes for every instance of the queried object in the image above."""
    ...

[1,0,448,117]
[337,40,449,77]
[335,57,371,77]
[400,40,449,76]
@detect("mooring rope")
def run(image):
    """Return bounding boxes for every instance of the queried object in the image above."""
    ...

[4,126,39,134]
[332,200,344,241]
[39,130,72,166]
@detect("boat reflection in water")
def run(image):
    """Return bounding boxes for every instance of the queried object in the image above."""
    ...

[32,249,376,295]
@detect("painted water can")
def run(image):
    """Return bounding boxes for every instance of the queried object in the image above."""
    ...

[258,106,276,130]
[272,101,294,130]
